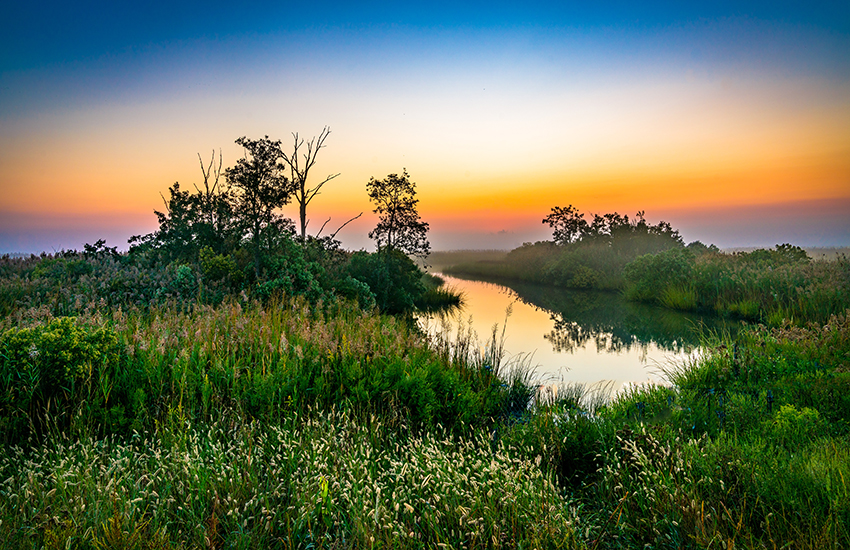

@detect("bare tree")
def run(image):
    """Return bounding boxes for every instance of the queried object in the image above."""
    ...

[280,126,340,240]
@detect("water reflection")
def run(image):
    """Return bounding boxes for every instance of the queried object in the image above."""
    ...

[425,273,741,388]
[499,279,737,355]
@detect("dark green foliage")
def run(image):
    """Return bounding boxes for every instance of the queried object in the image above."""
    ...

[1,252,850,546]
[544,206,683,253]
[543,204,588,245]
[129,180,235,265]
[623,247,695,302]
[345,249,425,314]
[366,169,430,259]
[503,400,614,486]
[623,243,850,324]
[227,136,296,276]
[448,207,684,292]
[0,296,532,445]
[590,313,850,547]
[119,143,457,317]
[662,311,850,438]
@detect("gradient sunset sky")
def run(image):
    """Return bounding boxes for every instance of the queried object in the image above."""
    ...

[2,1,849,252]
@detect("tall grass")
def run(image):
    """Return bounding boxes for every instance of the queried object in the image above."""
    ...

[595,311,850,547]
[0,411,585,549]
[0,297,539,444]
[3,252,850,547]
[624,247,850,325]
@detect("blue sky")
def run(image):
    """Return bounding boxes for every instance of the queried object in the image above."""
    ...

[1,1,849,252]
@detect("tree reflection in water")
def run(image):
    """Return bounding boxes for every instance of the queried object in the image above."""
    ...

[450,274,740,355]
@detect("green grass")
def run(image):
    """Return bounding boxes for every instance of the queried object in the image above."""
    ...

[441,242,850,326]
[0,411,585,549]
[2,252,850,548]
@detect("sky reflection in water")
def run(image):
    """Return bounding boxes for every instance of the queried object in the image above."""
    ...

[421,274,740,392]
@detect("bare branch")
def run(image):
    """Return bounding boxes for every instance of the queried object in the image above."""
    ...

[316,217,333,238]
[281,126,338,239]
[305,173,340,205]
[329,212,363,240]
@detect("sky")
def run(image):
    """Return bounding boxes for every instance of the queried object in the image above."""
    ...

[1,1,849,253]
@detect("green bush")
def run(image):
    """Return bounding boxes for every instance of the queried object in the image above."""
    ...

[0,317,121,439]
[345,249,426,314]
[623,247,694,302]
[767,404,826,447]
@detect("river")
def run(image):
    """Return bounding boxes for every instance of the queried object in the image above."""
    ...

[420,274,740,393]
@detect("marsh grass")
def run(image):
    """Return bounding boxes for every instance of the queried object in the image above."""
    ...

[1,296,544,444]
[594,312,850,548]
[3,253,850,547]
[626,248,850,325]
[416,273,464,313]
[443,242,850,326]
[0,411,585,549]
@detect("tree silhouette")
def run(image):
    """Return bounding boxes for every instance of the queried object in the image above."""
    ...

[543,205,588,245]
[280,127,340,240]
[226,136,295,276]
[366,169,430,259]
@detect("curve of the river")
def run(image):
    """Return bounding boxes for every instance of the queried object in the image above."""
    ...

[419,274,741,392]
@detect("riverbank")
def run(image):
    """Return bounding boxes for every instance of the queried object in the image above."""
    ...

[2,303,848,547]
[443,244,850,325]
[1,252,849,547]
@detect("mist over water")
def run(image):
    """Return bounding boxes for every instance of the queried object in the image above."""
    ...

[421,274,741,392]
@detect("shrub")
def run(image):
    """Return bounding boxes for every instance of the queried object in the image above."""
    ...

[623,248,694,303]
[767,404,826,447]
[345,249,425,314]
[0,317,121,439]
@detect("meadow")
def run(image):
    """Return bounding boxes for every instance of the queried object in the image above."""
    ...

[1,250,849,548]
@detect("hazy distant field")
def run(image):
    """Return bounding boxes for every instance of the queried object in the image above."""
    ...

[424,250,509,272]
[724,246,850,260]
[428,246,849,271]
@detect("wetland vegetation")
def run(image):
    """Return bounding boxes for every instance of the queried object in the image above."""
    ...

[1,158,849,547]
[445,205,850,326]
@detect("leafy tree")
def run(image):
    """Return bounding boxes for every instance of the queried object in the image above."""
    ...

[129,150,233,263]
[543,205,588,245]
[543,206,683,255]
[686,240,720,255]
[366,169,430,259]
[129,182,202,262]
[345,249,425,314]
[226,136,296,277]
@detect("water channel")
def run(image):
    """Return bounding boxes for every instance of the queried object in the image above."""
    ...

[420,274,741,393]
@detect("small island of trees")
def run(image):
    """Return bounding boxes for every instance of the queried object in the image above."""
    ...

[446,203,849,324]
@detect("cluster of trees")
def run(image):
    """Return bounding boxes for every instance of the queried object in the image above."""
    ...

[447,204,707,291]
[543,204,684,255]
[127,129,443,314]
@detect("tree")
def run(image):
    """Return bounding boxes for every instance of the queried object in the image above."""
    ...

[129,150,235,263]
[280,126,340,240]
[366,169,430,259]
[543,205,588,245]
[191,150,234,255]
[226,136,295,276]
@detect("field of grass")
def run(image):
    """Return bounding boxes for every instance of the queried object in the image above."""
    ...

[1,251,849,548]
[443,242,850,326]
[623,246,850,325]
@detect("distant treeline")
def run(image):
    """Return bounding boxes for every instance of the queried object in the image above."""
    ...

[446,205,850,324]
